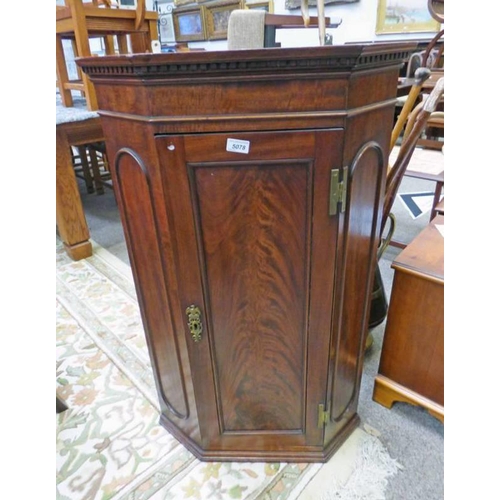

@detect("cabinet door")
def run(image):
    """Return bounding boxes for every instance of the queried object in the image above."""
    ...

[155,129,343,456]
[325,140,386,445]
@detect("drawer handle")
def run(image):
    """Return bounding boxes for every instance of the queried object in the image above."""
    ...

[186,305,203,342]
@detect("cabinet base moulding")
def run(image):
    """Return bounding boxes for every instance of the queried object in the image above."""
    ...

[159,413,361,463]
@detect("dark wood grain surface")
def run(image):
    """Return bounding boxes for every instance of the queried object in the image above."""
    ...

[193,162,309,432]
[114,148,190,420]
[154,129,343,454]
[79,44,415,461]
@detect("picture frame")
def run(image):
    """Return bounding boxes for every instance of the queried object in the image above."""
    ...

[173,5,207,42]
[155,0,174,12]
[376,0,441,34]
[155,1,177,43]
[202,0,243,40]
[159,12,176,43]
[173,0,198,7]
[245,0,274,12]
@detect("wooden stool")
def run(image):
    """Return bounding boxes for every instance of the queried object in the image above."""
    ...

[56,0,158,110]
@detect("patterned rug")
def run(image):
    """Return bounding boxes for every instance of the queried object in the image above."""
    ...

[56,238,401,500]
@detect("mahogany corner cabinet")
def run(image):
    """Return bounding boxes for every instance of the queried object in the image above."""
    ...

[77,44,415,462]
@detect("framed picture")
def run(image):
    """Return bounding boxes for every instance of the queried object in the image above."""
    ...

[155,0,174,11]
[159,12,176,42]
[202,0,243,40]
[245,0,274,12]
[173,5,207,41]
[376,0,441,34]
[173,0,196,7]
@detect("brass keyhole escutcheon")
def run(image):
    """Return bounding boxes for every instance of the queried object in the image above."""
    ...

[186,305,202,342]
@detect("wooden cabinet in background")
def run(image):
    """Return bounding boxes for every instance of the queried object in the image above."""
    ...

[78,43,415,462]
[373,215,444,423]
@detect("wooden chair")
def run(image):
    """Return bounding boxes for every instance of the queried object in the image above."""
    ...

[72,142,113,195]
[383,77,445,245]
[417,69,444,150]
[414,2,445,151]
[227,10,341,50]
[56,0,159,110]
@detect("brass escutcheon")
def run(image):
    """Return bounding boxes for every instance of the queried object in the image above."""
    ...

[185,305,202,342]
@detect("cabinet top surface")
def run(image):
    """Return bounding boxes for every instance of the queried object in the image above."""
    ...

[393,215,444,282]
[76,42,416,79]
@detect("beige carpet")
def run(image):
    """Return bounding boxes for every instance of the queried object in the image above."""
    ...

[56,239,402,500]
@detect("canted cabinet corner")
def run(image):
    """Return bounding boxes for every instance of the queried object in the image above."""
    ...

[78,44,414,462]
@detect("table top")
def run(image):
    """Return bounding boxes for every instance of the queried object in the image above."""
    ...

[393,215,444,283]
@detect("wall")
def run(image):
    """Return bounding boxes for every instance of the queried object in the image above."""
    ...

[186,0,443,51]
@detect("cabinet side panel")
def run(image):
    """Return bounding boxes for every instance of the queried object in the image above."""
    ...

[331,142,385,421]
[114,149,190,420]
[191,162,311,432]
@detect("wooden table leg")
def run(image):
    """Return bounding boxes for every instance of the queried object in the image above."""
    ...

[56,128,93,260]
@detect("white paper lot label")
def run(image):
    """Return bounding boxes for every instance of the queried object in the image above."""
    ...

[226,138,250,154]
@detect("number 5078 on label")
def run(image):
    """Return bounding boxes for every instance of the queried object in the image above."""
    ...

[226,138,250,154]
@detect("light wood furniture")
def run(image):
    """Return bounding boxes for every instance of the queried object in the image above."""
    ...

[78,43,415,462]
[382,77,444,249]
[56,0,159,110]
[56,100,104,260]
[373,215,444,423]
[418,69,444,151]
[73,142,112,195]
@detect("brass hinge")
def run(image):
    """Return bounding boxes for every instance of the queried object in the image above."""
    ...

[329,166,348,215]
[317,403,331,428]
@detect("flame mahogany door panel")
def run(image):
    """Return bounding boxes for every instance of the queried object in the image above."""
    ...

[154,129,343,459]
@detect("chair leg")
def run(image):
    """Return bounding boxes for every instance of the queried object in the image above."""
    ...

[117,34,129,54]
[104,35,116,55]
[88,146,105,195]
[148,18,159,43]
[75,146,95,194]
[130,32,148,53]
[430,181,444,221]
